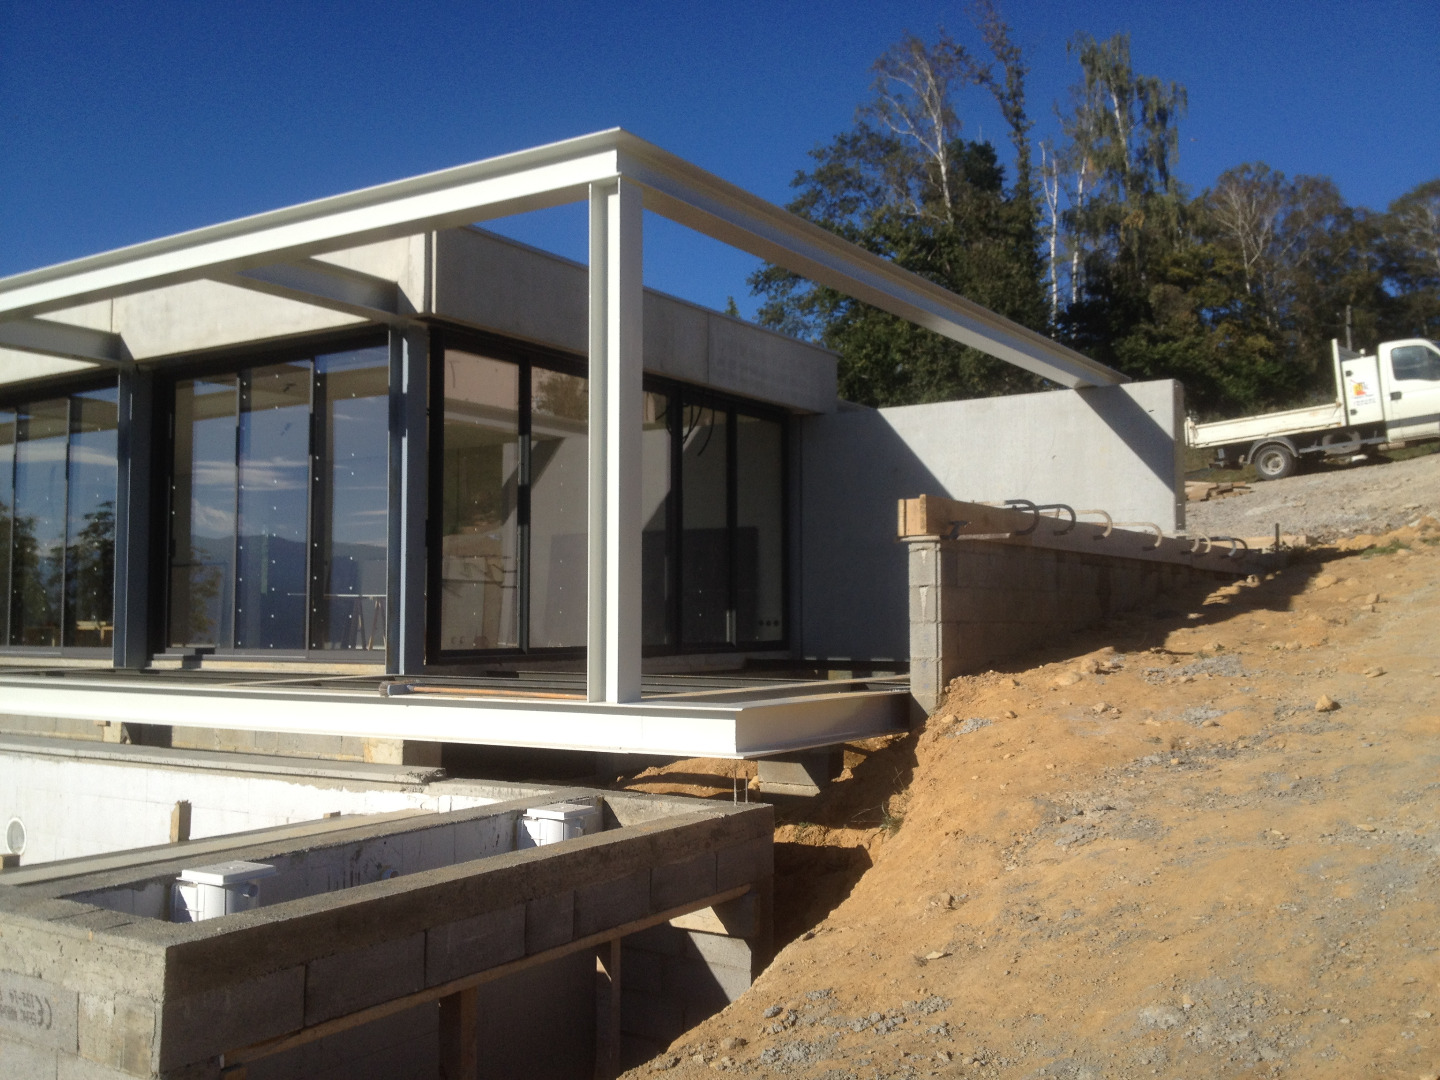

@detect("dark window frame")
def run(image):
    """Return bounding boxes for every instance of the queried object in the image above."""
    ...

[155,329,391,664]
[0,373,122,659]
[426,324,790,667]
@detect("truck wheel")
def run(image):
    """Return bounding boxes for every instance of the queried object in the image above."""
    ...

[1252,442,1297,481]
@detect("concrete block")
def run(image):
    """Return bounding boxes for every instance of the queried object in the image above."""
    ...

[156,966,303,1070]
[619,946,665,995]
[714,838,771,894]
[524,891,574,954]
[77,994,154,1076]
[625,925,685,958]
[573,869,649,938]
[0,971,79,1052]
[681,930,754,971]
[650,851,717,911]
[0,1038,58,1080]
[425,903,525,986]
[620,987,685,1043]
[304,933,424,1026]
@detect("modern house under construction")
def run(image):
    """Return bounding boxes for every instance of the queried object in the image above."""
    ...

[0,129,1185,765]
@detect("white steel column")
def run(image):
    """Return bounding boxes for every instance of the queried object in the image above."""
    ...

[587,178,644,703]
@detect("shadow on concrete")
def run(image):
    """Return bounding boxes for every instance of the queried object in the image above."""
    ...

[1074,383,1181,494]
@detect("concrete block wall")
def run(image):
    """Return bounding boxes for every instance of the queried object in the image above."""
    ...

[0,793,773,1079]
[908,537,1235,716]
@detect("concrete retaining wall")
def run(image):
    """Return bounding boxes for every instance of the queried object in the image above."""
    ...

[902,496,1258,715]
[796,380,1187,662]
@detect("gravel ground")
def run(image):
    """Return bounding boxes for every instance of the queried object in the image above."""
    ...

[1185,450,1440,541]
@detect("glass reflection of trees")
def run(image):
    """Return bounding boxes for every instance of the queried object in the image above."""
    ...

[0,390,118,650]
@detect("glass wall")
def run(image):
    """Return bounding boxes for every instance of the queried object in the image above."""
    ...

[311,353,390,650]
[640,392,672,647]
[680,405,730,646]
[528,368,588,648]
[166,343,388,655]
[438,351,520,651]
[433,332,787,660]
[0,388,118,651]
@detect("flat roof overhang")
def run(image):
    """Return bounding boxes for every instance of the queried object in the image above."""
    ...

[0,674,910,759]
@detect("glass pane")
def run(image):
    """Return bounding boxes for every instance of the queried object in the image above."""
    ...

[236,363,311,650]
[641,391,672,647]
[735,414,784,643]
[168,377,237,648]
[528,368,587,648]
[680,404,730,645]
[440,350,520,651]
[310,348,389,651]
[64,388,118,648]
[11,399,68,647]
[0,411,14,646]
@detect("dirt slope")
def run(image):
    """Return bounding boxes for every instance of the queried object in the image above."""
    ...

[621,521,1440,1079]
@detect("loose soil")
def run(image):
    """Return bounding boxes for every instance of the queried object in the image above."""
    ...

[616,479,1440,1078]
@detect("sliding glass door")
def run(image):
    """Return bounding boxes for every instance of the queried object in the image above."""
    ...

[166,343,389,657]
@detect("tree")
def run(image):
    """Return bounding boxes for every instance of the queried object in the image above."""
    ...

[751,10,1047,406]
[1379,178,1440,337]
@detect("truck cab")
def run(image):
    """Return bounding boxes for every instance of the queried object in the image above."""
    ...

[1380,339,1440,441]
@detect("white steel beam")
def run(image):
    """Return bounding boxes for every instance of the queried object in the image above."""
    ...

[0,138,624,321]
[213,258,407,324]
[587,179,644,704]
[612,139,1124,389]
[0,317,128,367]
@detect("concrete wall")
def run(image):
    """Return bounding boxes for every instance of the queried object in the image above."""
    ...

[0,739,519,864]
[796,380,1187,662]
[434,228,837,413]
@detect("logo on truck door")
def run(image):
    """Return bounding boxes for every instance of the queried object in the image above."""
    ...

[1350,377,1377,409]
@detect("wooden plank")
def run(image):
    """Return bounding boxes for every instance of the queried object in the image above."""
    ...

[225,883,752,1066]
[438,986,478,1080]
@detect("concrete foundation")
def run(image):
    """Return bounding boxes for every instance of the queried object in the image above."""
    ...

[0,741,773,1079]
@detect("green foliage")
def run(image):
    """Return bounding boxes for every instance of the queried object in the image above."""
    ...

[752,20,1439,418]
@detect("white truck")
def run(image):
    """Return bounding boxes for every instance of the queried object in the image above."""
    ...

[1186,338,1440,479]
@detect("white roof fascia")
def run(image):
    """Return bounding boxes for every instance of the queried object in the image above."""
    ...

[0,128,1125,389]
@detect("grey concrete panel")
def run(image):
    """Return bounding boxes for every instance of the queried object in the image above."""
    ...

[424,903,525,986]
[434,229,588,355]
[619,987,684,1044]
[303,933,424,1026]
[643,298,708,385]
[156,967,304,1071]
[706,314,836,414]
[0,971,78,1052]
[798,380,1185,661]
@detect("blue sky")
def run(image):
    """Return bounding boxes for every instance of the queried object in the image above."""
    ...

[2,0,1436,319]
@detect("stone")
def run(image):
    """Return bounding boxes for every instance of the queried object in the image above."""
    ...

[1313,575,1337,589]
[1364,666,1386,678]
[1315,695,1339,712]
[1356,824,1377,833]
[719,1037,747,1051]
[1051,672,1082,688]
